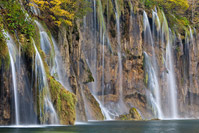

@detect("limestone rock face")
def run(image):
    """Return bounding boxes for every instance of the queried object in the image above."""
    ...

[0,60,12,125]
[57,23,104,121]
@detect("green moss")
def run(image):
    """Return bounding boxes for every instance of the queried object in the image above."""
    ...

[85,69,94,83]
[118,107,142,120]
[129,107,142,120]
[144,73,148,85]
[48,76,77,125]
[0,36,10,70]
[142,0,191,33]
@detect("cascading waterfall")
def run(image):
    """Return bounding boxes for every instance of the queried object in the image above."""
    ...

[35,20,71,92]
[34,20,54,65]
[165,30,178,118]
[51,37,71,91]
[143,52,163,118]
[30,2,41,16]
[143,11,163,118]
[32,39,59,124]
[161,13,178,119]
[114,0,128,115]
[115,0,123,103]
[82,0,112,120]
[4,31,19,125]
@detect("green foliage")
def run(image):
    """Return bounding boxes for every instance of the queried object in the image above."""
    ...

[142,0,190,31]
[142,0,189,13]
[0,16,4,41]
[0,39,10,70]
[0,16,10,69]
[0,0,35,37]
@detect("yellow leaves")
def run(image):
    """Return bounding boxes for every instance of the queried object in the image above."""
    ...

[165,0,189,11]
[63,19,72,26]
[29,0,49,11]
[54,21,61,27]
[29,0,90,27]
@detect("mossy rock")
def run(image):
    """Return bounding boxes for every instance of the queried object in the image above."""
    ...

[48,76,77,125]
[0,39,10,70]
[117,107,142,120]
[129,107,142,120]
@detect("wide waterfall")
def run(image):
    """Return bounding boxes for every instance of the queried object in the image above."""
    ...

[2,0,199,129]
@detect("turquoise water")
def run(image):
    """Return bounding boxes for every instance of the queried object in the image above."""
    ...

[0,120,199,133]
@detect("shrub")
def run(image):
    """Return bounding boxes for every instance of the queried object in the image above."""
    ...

[0,0,35,37]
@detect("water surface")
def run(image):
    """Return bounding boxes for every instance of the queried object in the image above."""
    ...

[0,120,199,133]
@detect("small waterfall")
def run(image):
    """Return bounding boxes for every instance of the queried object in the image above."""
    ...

[32,39,59,124]
[35,21,71,92]
[4,31,19,125]
[115,0,123,102]
[160,13,178,118]
[51,37,71,91]
[102,33,105,105]
[143,52,163,118]
[85,59,112,120]
[143,11,163,118]
[34,20,53,58]
[82,0,112,120]
[165,30,178,118]
[114,0,128,115]
[30,2,41,16]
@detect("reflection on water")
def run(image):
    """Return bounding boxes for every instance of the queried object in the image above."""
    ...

[0,120,199,133]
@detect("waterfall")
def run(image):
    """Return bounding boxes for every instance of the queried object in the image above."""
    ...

[165,30,178,118]
[34,21,53,59]
[102,33,105,105]
[81,0,112,120]
[4,31,19,125]
[161,12,178,119]
[143,11,163,118]
[35,20,71,92]
[51,37,71,91]
[85,59,112,120]
[114,0,128,115]
[115,12,123,101]
[32,39,59,124]
[30,2,41,16]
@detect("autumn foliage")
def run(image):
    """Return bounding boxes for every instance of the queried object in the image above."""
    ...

[30,0,90,26]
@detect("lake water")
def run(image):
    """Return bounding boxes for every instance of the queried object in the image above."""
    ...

[0,120,199,133]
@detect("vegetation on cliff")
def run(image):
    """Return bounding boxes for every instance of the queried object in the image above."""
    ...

[0,0,35,37]
[141,0,198,32]
[30,0,91,26]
